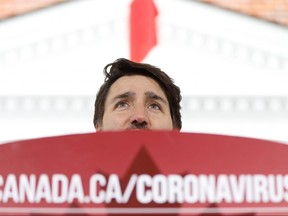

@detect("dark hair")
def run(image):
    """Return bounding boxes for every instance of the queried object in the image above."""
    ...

[93,58,182,129]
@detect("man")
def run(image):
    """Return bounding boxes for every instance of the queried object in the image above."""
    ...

[93,58,182,131]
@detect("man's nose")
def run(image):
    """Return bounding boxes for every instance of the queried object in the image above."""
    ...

[130,105,148,124]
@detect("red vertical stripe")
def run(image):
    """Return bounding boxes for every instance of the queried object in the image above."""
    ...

[129,0,158,62]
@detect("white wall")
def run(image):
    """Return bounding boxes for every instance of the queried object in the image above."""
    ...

[0,0,288,143]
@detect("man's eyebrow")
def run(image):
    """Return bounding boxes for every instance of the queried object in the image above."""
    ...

[111,91,135,102]
[145,91,168,104]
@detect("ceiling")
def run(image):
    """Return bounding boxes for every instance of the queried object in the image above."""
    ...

[201,0,288,27]
[0,0,65,20]
[0,0,287,27]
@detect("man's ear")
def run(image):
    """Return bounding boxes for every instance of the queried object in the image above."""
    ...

[95,123,102,131]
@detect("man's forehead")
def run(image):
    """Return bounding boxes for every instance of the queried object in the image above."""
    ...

[106,76,168,102]
[109,75,164,93]
[110,90,166,101]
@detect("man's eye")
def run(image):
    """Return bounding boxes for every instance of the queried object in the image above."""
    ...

[149,103,161,110]
[115,102,129,109]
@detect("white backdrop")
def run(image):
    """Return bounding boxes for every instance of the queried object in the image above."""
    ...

[0,0,288,143]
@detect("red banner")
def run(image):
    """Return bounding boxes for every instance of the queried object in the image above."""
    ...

[129,0,158,62]
[0,131,288,215]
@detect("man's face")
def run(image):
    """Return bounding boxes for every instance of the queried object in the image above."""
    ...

[96,75,174,131]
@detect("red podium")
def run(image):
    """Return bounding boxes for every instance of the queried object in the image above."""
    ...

[0,131,288,215]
